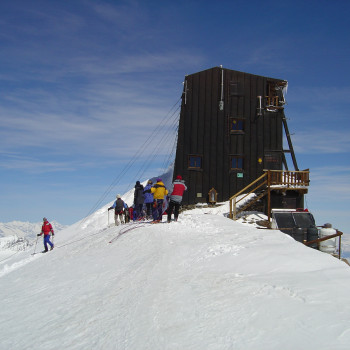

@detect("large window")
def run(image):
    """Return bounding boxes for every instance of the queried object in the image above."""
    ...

[230,156,244,170]
[188,155,202,169]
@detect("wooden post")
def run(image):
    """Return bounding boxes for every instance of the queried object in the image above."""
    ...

[233,197,237,220]
[282,117,299,171]
[304,231,343,260]
[338,231,342,260]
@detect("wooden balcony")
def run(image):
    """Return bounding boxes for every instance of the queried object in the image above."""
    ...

[267,169,310,188]
[229,169,310,220]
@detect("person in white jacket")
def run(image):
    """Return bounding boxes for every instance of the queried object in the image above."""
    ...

[167,175,187,223]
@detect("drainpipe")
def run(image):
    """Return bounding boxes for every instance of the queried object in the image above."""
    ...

[219,66,224,111]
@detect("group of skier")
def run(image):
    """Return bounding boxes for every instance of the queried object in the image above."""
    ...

[108,175,187,225]
[37,175,187,253]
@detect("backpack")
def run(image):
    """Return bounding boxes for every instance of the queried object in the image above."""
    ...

[115,199,124,214]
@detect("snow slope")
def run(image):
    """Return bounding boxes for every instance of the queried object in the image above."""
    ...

[1,202,350,350]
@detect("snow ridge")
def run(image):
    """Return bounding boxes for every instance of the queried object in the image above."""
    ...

[1,203,350,349]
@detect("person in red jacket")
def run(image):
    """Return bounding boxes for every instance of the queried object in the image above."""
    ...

[167,175,187,223]
[37,217,54,252]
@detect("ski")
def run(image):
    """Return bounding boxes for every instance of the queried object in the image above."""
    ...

[108,222,151,243]
[31,250,48,256]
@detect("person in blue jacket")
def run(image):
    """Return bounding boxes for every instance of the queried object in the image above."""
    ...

[143,180,154,219]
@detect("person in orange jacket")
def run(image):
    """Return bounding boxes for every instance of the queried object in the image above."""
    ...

[37,217,54,252]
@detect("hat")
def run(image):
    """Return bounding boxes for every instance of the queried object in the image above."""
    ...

[157,178,162,182]
[147,180,153,184]
[117,194,121,199]
[136,181,140,185]
[176,175,182,180]
[43,217,47,221]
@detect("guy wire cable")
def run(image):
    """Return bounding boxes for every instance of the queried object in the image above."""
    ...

[78,97,181,229]
[125,106,180,190]
[121,104,180,192]
[125,105,180,189]
[85,98,180,212]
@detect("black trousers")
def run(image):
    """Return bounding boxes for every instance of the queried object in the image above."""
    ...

[145,202,153,216]
[167,201,181,222]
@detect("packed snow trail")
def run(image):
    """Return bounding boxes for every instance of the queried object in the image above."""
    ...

[1,211,350,349]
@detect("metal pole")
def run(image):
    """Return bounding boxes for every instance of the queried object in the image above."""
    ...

[33,235,39,255]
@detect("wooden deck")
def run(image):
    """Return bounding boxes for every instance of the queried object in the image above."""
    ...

[229,169,310,220]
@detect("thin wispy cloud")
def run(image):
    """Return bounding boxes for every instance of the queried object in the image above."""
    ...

[307,166,350,199]
[0,154,77,173]
[292,130,350,154]
[0,0,349,230]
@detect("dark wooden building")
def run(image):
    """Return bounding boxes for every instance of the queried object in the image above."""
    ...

[173,66,305,209]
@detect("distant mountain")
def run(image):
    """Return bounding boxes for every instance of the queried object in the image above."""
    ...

[0,220,67,239]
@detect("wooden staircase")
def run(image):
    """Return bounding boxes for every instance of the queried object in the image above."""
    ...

[229,170,310,221]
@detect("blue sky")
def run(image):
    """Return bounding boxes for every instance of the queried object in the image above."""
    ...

[1,0,349,233]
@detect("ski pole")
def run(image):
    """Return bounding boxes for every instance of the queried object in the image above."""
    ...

[33,235,39,255]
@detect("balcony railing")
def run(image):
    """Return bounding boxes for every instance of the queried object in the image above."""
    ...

[229,169,310,220]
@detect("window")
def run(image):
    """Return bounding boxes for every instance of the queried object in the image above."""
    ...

[230,118,244,134]
[264,152,281,170]
[229,82,242,96]
[230,156,244,170]
[188,155,202,169]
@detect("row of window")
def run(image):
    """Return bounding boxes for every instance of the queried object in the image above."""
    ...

[187,117,245,171]
[188,155,243,170]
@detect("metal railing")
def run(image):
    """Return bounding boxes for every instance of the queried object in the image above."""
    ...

[304,230,343,260]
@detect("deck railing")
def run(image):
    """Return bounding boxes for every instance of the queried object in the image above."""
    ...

[268,169,310,187]
[229,169,310,220]
[304,230,343,259]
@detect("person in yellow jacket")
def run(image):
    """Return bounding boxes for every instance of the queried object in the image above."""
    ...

[150,178,168,222]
